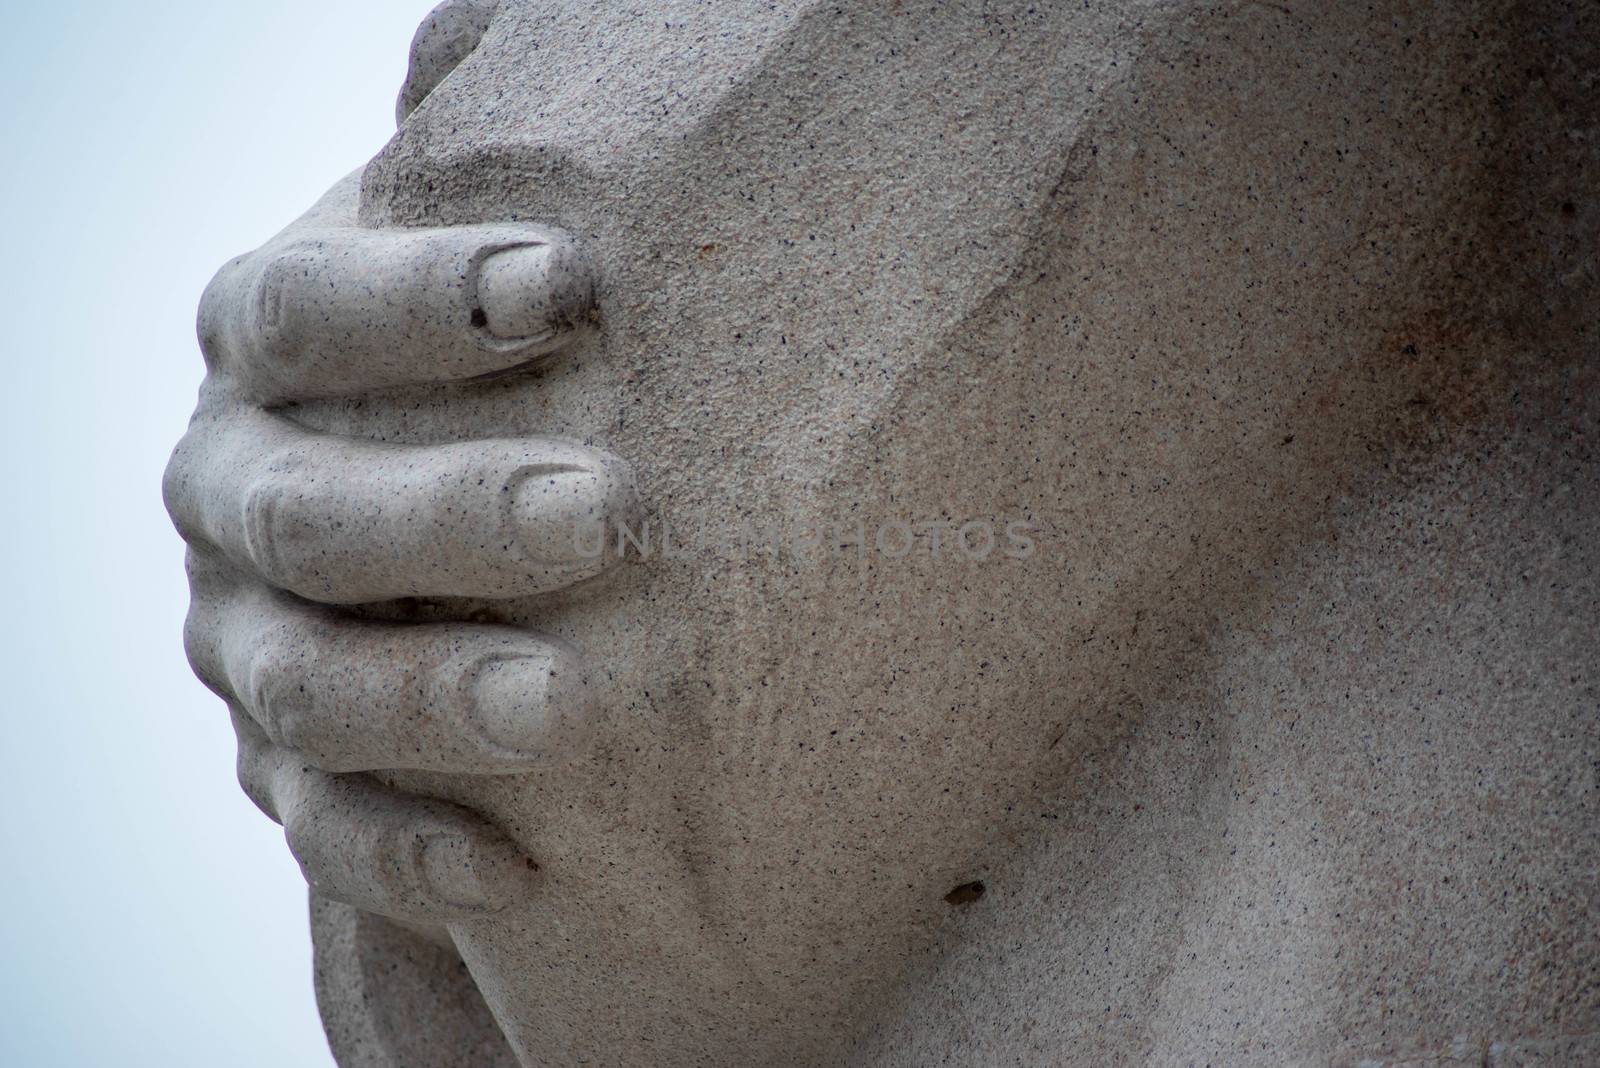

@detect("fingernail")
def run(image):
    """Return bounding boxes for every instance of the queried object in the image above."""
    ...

[418,832,500,912]
[510,462,639,567]
[475,243,591,340]
[470,653,556,754]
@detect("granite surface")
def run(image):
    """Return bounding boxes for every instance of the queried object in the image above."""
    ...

[165,1,1598,1063]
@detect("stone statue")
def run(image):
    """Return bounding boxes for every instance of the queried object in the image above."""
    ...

[165,1,1599,1063]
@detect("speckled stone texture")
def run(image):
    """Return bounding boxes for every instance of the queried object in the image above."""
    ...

[176,0,1597,1064]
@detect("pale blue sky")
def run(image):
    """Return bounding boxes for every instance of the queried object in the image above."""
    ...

[0,3,439,1063]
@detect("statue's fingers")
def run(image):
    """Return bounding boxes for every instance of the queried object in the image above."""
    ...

[184,556,594,774]
[198,217,594,403]
[233,710,538,922]
[164,403,637,603]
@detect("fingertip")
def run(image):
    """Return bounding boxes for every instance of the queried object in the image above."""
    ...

[396,0,499,125]
[416,826,539,914]
[508,448,641,579]
[467,642,595,760]
[474,238,595,342]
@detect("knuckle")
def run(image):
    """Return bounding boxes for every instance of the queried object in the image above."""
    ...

[182,546,227,592]
[199,241,328,399]
[233,733,280,821]
[235,748,265,806]
[160,429,206,537]
[180,605,214,681]
[251,244,317,345]
[180,580,231,697]
[241,639,296,735]
[281,811,321,875]
[271,716,323,762]
[259,686,338,768]
[162,387,236,540]
[196,253,251,368]
[235,244,324,397]
[239,472,299,588]
[239,610,342,761]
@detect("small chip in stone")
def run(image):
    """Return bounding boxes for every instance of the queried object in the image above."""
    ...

[944,881,986,906]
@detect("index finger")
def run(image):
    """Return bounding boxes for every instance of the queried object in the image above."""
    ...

[199,184,595,403]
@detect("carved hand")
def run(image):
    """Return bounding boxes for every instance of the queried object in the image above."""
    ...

[163,166,636,923]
